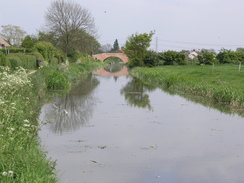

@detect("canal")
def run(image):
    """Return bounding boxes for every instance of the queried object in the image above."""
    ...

[39,65,244,183]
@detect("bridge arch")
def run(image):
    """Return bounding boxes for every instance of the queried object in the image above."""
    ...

[92,53,129,63]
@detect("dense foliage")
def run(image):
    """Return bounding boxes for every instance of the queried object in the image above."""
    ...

[160,51,186,65]
[197,52,217,65]
[124,31,154,67]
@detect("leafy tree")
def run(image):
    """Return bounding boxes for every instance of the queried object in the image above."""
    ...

[201,48,216,53]
[44,0,98,56]
[71,29,100,55]
[160,51,186,65]
[21,35,38,48]
[0,25,26,46]
[123,31,154,67]
[37,31,57,44]
[144,50,159,67]
[34,41,54,62]
[197,52,217,65]
[112,39,119,52]
[216,49,237,64]
[236,48,244,52]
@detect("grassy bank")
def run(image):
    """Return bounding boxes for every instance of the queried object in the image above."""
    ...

[130,64,244,115]
[0,61,105,182]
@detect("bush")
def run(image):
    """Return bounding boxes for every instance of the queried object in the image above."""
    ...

[144,50,159,67]
[160,51,186,65]
[198,52,217,65]
[7,53,36,70]
[0,52,11,67]
[45,70,70,90]
[8,56,22,70]
[216,49,237,64]
[67,51,79,63]
[34,41,54,62]
[30,51,44,61]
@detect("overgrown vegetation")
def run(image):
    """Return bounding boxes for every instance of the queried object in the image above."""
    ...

[130,64,244,116]
[0,67,57,182]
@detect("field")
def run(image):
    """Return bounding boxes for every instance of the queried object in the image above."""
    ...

[130,64,244,116]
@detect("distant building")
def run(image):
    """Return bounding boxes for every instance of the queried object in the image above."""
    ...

[188,49,201,59]
[0,37,10,49]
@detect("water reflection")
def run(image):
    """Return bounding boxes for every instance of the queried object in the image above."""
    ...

[121,78,157,110]
[103,63,124,73]
[40,75,99,134]
[92,64,128,77]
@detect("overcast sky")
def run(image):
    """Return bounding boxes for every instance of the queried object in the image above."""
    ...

[1,0,244,52]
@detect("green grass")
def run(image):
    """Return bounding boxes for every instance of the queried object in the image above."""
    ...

[130,64,244,115]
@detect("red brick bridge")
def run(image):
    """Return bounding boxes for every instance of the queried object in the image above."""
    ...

[92,53,129,63]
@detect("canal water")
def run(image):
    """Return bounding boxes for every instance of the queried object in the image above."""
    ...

[39,65,244,183]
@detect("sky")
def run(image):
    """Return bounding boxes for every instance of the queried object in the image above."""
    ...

[1,0,244,52]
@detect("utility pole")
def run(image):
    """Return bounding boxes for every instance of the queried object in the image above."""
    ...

[155,37,158,53]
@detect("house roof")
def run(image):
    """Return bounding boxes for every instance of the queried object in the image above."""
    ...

[0,37,10,47]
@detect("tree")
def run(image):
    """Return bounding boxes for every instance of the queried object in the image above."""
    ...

[112,39,119,52]
[160,51,186,65]
[123,31,154,67]
[236,48,244,52]
[34,41,54,62]
[0,25,26,46]
[197,52,217,65]
[21,35,38,48]
[44,0,98,56]
[99,44,112,53]
[144,50,159,67]
[216,48,237,64]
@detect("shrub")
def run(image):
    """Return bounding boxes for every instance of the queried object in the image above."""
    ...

[67,51,79,63]
[7,53,36,70]
[34,41,54,62]
[45,70,70,90]
[216,49,237,64]
[0,52,11,67]
[160,51,186,65]
[144,50,159,67]
[30,51,44,61]
[8,56,22,69]
[198,52,218,65]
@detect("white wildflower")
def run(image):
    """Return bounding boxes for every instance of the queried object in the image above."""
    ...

[8,171,13,177]
[23,119,29,123]
[2,171,7,176]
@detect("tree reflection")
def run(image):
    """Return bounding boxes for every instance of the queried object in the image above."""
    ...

[44,75,99,134]
[120,78,156,110]
[103,63,124,73]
